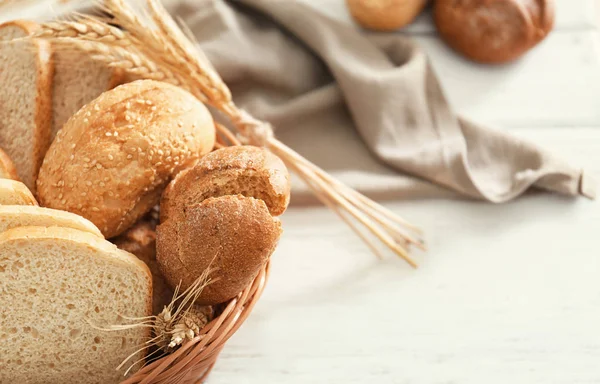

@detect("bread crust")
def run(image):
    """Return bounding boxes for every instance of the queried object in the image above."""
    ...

[0,20,53,192]
[346,0,428,31]
[434,0,555,64]
[161,146,290,222]
[0,179,38,206]
[37,80,216,238]
[0,205,102,237]
[157,195,281,305]
[0,147,20,181]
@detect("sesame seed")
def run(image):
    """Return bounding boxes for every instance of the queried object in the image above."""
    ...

[92,207,100,212]
[83,118,89,124]
[61,199,66,205]
[69,155,74,160]
[91,160,97,166]
[125,102,131,109]
[99,182,105,187]
[94,105,100,111]
[125,181,131,186]
[114,131,118,137]
[157,149,164,156]
[85,111,91,117]
[82,208,87,212]
[151,106,157,111]
[96,164,102,169]
[71,144,76,149]
[167,108,173,113]
[166,156,172,162]
[81,192,87,197]
[148,156,153,162]
[106,132,112,137]
[103,177,109,182]
[177,121,183,127]
[108,154,114,160]
[108,191,114,197]
[68,183,74,188]
[145,100,153,105]
[127,154,133,160]
[149,135,156,141]
[155,162,162,167]
[83,157,90,162]
[58,194,63,199]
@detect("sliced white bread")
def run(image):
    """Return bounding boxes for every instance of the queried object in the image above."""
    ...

[0,20,52,191]
[0,205,102,237]
[0,147,20,180]
[0,226,152,384]
[0,179,38,206]
[51,53,121,141]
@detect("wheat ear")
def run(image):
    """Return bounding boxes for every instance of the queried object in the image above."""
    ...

[33,0,424,265]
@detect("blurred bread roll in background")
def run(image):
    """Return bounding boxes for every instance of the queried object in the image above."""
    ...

[347,0,428,31]
[434,0,555,64]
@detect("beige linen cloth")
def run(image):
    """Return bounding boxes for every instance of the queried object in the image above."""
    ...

[110,0,597,203]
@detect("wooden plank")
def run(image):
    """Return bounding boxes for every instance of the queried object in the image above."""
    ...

[211,127,600,384]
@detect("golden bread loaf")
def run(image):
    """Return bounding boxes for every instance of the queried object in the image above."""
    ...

[157,146,290,305]
[346,0,428,31]
[434,0,555,64]
[37,80,216,238]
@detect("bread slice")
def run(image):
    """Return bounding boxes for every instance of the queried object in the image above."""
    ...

[0,20,53,191]
[0,147,20,180]
[0,226,152,384]
[113,217,174,315]
[51,52,121,141]
[0,179,38,206]
[0,205,102,237]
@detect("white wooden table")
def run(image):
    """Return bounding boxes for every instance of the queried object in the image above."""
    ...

[212,2,600,383]
[3,1,599,383]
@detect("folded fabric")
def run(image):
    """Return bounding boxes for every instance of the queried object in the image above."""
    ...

[160,0,593,204]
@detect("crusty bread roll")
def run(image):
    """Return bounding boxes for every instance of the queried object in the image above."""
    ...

[37,80,216,238]
[113,217,174,315]
[157,146,290,305]
[434,0,555,64]
[0,179,38,206]
[346,0,428,31]
[0,147,20,181]
[0,226,151,384]
[158,195,281,305]
[0,205,102,237]
[161,145,290,222]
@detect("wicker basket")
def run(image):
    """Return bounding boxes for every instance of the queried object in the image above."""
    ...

[121,262,270,384]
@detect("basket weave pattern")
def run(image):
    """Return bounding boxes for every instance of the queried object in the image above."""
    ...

[121,262,270,384]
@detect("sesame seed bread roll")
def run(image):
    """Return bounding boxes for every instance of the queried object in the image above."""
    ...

[37,80,216,238]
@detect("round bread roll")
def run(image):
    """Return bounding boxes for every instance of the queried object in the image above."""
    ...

[157,195,281,305]
[434,0,555,64]
[157,146,290,305]
[37,80,216,238]
[346,0,428,31]
[160,145,290,223]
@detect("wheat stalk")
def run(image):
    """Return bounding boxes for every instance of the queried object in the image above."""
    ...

[33,0,424,265]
